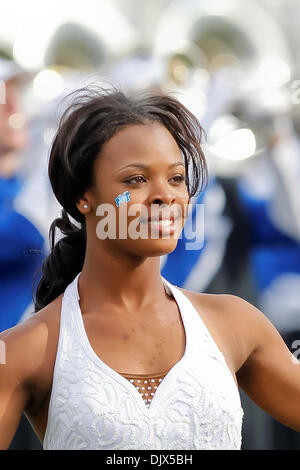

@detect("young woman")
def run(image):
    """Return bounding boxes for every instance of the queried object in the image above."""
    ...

[0,88,299,450]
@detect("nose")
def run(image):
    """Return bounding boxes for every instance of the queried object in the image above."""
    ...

[151,195,175,206]
[148,179,175,207]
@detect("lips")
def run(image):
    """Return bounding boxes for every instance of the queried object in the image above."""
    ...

[138,212,181,237]
[139,213,177,224]
[147,219,174,227]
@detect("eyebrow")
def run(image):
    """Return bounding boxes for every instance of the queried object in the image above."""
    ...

[118,162,185,172]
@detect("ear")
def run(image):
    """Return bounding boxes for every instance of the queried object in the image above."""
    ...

[76,194,91,215]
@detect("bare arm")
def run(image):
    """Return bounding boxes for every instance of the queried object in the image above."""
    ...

[0,306,55,449]
[230,296,300,433]
[0,325,33,449]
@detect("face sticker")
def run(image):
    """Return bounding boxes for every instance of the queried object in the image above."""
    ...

[115,190,131,207]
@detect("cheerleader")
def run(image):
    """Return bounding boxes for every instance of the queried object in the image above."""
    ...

[0,88,299,450]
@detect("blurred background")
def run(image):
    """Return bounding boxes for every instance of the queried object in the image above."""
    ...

[0,0,299,450]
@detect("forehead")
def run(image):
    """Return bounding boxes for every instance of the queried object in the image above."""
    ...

[96,122,183,171]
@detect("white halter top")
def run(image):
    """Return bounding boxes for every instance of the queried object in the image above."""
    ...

[43,273,244,450]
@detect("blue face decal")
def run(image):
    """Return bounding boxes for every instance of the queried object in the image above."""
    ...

[115,190,131,207]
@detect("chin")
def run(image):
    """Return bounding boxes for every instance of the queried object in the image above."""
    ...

[129,237,179,257]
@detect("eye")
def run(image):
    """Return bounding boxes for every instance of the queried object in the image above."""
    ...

[125,175,146,184]
[169,175,185,183]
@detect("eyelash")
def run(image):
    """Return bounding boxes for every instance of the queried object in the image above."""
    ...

[124,175,185,185]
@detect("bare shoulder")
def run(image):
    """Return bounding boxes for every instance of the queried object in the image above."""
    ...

[0,294,63,399]
[176,287,276,370]
[0,293,63,350]
[179,286,271,334]
[177,286,251,323]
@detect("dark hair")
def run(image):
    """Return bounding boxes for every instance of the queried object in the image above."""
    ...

[33,86,208,311]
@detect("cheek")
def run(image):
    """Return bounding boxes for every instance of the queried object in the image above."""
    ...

[89,178,117,208]
[115,201,144,227]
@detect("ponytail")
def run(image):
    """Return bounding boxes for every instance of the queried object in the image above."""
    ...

[34,209,86,312]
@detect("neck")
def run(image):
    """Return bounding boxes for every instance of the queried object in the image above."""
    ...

[79,239,166,311]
